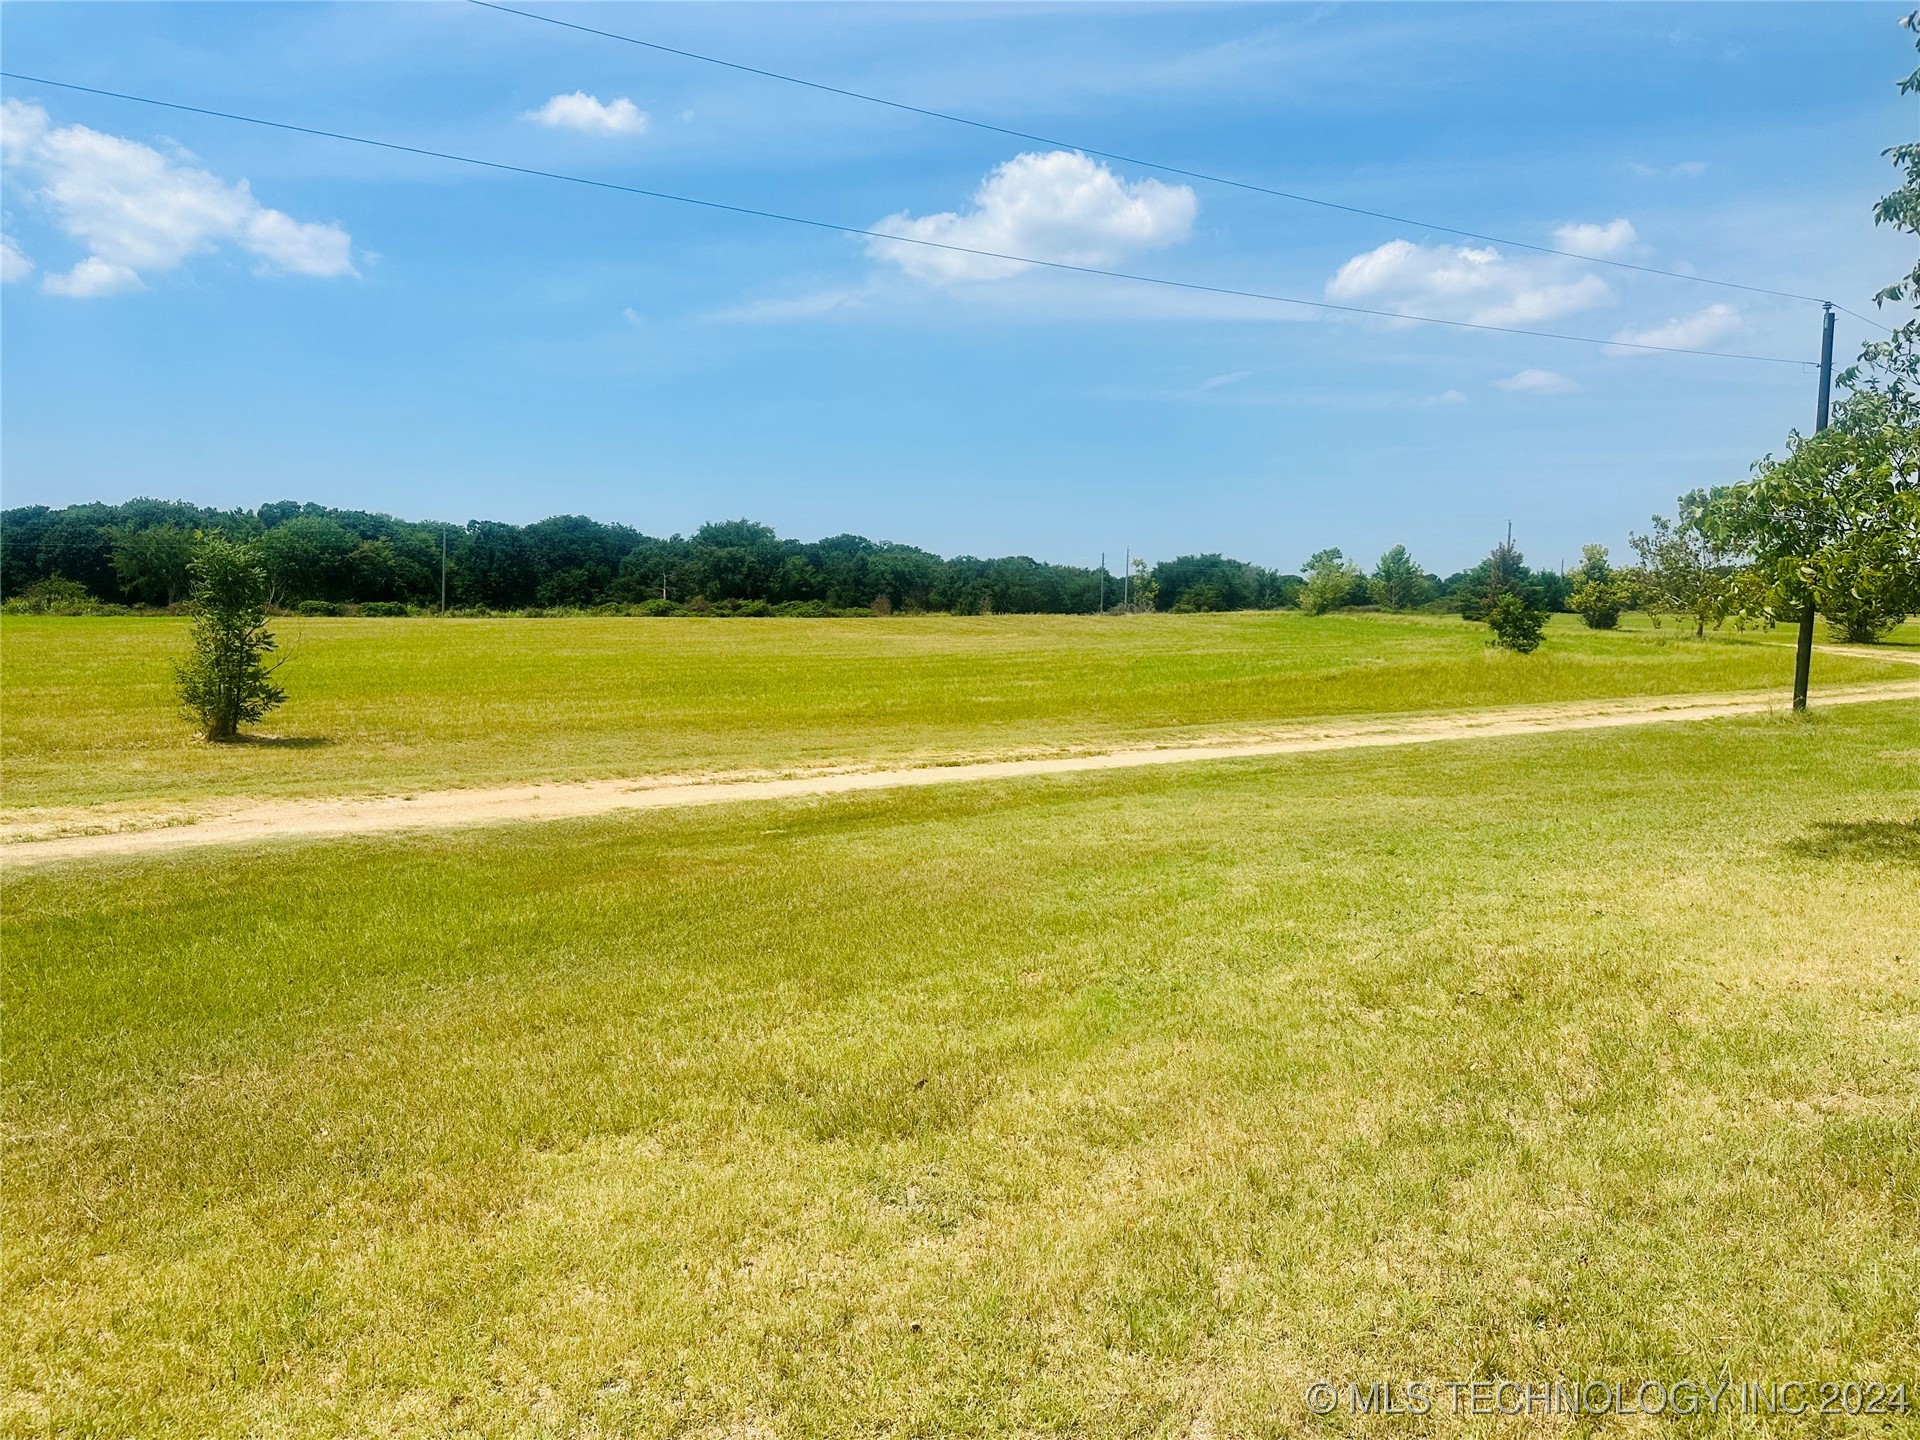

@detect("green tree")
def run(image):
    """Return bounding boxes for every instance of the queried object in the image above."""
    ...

[1298,548,1360,615]
[1126,556,1158,612]
[1367,544,1430,611]
[1485,592,1546,652]
[1566,543,1629,629]
[256,515,357,604]
[1631,495,1738,638]
[1847,11,1920,406]
[175,534,286,741]
[1708,393,1919,643]
[1452,533,1541,620]
[109,523,196,605]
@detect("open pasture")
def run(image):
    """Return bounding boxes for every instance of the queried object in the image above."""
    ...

[5,700,1919,1436]
[3,611,1913,818]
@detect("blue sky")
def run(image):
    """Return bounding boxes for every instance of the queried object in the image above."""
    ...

[2,2,1911,574]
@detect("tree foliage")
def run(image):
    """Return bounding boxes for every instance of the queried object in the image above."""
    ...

[1707,393,1919,643]
[1484,592,1546,653]
[1566,543,1630,629]
[1298,548,1362,615]
[1631,495,1740,638]
[175,534,286,741]
[1368,544,1432,611]
[1846,11,1920,406]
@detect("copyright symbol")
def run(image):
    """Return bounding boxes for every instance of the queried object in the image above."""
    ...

[1305,1381,1338,1415]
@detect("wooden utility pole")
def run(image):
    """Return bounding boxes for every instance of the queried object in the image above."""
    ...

[1791,305,1836,712]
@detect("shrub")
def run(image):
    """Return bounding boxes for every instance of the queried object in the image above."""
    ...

[295,599,341,617]
[774,600,827,618]
[360,601,409,617]
[1485,593,1546,653]
[175,534,286,740]
[735,599,773,617]
[3,577,98,615]
[1567,578,1627,629]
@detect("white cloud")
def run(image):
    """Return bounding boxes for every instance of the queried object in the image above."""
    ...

[1421,388,1468,407]
[867,150,1196,284]
[713,286,872,324]
[1628,160,1706,179]
[1325,239,1611,327]
[525,93,649,137]
[1495,368,1579,394]
[42,256,143,298]
[0,233,31,283]
[1,98,354,297]
[1552,218,1636,258]
[1610,303,1741,352]
[1198,370,1251,391]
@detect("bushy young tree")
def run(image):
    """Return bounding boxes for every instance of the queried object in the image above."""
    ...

[1452,533,1538,620]
[1368,544,1431,611]
[1631,494,1739,638]
[1485,592,1546,652]
[1298,548,1361,615]
[175,534,286,741]
[1126,555,1158,612]
[1566,543,1630,629]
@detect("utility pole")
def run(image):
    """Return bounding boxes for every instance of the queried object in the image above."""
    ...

[1791,305,1836,712]
[1124,547,1131,609]
[440,527,448,616]
[1099,551,1105,613]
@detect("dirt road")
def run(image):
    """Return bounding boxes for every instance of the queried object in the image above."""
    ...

[8,674,1918,867]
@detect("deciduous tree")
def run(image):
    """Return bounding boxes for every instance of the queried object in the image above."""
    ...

[175,534,286,741]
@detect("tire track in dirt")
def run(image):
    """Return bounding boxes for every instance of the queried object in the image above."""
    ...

[8,675,1918,868]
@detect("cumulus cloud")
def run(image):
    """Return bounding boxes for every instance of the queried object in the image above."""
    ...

[1325,239,1611,327]
[43,255,143,297]
[1611,303,1741,351]
[525,92,649,137]
[1495,368,1579,394]
[1553,218,1636,258]
[1,98,354,297]
[0,233,31,283]
[867,150,1196,284]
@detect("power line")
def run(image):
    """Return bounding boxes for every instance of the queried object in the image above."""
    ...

[468,0,1835,310]
[0,70,1812,366]
[1831,302,1897,336]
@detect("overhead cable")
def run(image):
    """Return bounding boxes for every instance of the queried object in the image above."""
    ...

[0,71,1813,366]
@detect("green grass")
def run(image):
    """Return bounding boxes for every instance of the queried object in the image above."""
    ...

[6,701,1918,1436]
[4,610,1912,815]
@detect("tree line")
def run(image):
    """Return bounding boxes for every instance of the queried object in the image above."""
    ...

[1,496,1588,619]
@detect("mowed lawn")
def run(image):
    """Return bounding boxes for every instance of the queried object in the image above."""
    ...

[6,702,1918,1436]
[3,610,1913,814]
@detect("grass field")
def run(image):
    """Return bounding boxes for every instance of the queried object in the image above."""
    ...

[3,610,1914,816]
[6,698,1918,1436]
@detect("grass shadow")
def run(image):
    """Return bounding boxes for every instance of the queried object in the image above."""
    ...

[213,735,334,750]
[1786,819,1920,864]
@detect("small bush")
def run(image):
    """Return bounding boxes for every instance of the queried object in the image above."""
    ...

[5,578,100,615]
[360,601,409,617]
[1567,579,1627,630]
[734,599,774,618]
[774,600,827,618]
[295,599,341,617]
[1485,593,1546,653]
